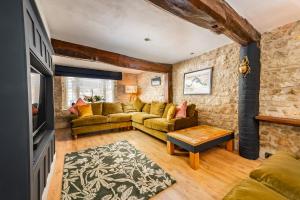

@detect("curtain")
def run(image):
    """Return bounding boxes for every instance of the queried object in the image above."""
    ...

[63,77,115,108]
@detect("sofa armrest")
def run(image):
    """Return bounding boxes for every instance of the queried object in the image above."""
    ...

[170,116,198,131]
[70,114,78,121]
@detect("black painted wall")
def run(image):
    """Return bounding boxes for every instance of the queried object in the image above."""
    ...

[55,65,123,80]
[0,0,32,199]
[238,42,261,160]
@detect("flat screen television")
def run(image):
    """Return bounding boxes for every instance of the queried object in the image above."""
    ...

[31,67,46,136]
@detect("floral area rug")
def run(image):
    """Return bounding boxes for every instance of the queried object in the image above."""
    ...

[61,140,176,200]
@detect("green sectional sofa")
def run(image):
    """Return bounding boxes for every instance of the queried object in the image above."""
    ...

[70,101,198,140]
[224,151,300,200]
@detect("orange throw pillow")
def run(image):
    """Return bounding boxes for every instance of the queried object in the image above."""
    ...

[68,98,86,116]
[175,101,187,118]
[77,104,93,118]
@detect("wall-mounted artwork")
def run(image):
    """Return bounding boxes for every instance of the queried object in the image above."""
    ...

[151,77,161,86]
[183,68,212,95]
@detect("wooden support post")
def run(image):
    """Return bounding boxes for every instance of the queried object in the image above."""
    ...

[164,71,173,103]
[226,140,234,152]
[167,141,175,155]
[189,152,200,170]
[239,42,260,160]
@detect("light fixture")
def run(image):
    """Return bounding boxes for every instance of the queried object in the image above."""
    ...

[190,52,194,55]
[125,85,138,101]
[144,37,151,42]
[239,56,251,78]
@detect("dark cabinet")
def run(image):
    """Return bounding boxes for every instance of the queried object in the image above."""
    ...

[24,1,53,71]
[33,131,55,200]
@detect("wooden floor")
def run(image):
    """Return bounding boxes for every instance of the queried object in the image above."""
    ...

[47,129,261,200]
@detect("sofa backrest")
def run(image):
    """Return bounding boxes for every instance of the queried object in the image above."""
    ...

[90,102,103,115]
[102,102,123,115]
[149,102,166,116]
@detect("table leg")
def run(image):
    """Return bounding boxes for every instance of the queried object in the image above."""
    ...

[167,141,175,155]
[226,139,234,152]
[189,152,200,170]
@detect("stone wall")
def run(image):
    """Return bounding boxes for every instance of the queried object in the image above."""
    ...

[54,76,70,129]
[259,21,300,157]
[173,43,240,133]
[137,72,165,102]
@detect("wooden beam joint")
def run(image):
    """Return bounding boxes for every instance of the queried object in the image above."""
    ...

[147,0,261,45]
[51,39,172,73]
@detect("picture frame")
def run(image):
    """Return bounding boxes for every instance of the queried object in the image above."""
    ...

[183,67,212,95]
[151,77,161,86]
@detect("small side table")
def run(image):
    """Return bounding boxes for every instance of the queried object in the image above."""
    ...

[167,125,234,170]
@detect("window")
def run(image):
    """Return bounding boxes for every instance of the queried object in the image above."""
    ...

[63,77,115,108]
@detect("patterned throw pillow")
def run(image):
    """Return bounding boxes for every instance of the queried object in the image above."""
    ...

[77,104,93,118]
[175,101,187,118]
[68,98,86,116]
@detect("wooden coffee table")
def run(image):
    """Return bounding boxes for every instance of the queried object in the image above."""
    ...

[167,125,234,170]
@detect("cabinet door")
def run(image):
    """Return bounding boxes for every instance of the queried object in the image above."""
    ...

[25,11,36,51]
[33,169,41,200]
[36,29,43,58]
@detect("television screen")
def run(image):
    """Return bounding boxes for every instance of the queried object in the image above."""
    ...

[31,68,46,136]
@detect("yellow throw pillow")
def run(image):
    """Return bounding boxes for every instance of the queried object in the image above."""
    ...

[150,102,166,116]
[163,103,175,118]
[142,103,151,113]
[133,97,145,112]
[77,104,93,118]
[167,105,176,121]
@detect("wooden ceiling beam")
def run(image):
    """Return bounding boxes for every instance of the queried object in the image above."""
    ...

[51,39,172,73]
[147,0,261,45]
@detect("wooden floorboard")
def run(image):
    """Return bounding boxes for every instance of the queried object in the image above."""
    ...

[47,129,261,200]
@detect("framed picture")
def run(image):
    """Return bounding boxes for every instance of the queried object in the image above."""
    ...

[151,77,161,86]
[183,68,212,95]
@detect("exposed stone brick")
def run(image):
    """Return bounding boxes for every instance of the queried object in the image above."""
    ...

[137,72,165,102]
[173,43,240,133]
[259,20,300,158]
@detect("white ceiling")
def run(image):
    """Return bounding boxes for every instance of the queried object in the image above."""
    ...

[226,0,300,33]
[38,0,300,70]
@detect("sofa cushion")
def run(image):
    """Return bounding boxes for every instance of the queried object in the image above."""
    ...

[223,178,288,200]
[68,98,86,116]
[250,151,300,200]
[131,112,159,124]
[175,101,187,118]
[162,103,175,118]
[77,104,93,118]
[72,115,108,127]
[132,97,145,112]
[122,102,137,113]
[102,102,123,116]
[144,118,174,132]
[187,104,196,117]
[142,103,151,113]
[166,105,176,121]
[91,102,103,115]
[108,113,132,123]
[150,102,166,116]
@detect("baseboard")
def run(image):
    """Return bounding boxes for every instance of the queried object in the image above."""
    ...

[42,153,57,200]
